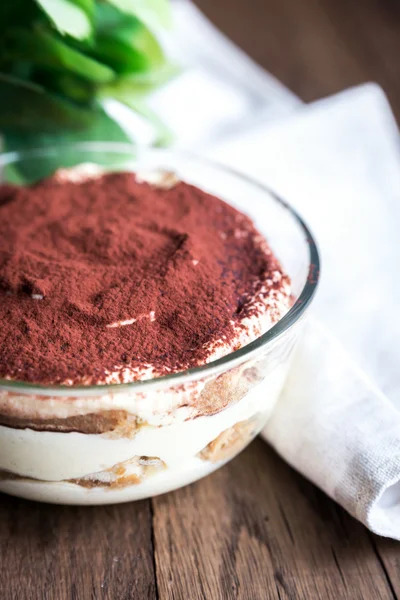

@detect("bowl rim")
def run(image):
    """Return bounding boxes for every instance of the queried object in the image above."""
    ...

[0,143,320,395]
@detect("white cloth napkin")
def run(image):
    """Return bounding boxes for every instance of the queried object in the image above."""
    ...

[107,0,300,147]
[209,84,400,539]
[109,1,400,538]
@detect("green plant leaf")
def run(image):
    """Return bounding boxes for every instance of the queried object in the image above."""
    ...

[34,0,93,40]
[92,4,166,75]
[5,28,115,84]
[96,1,129,30]
[0,73,95,132]
[0,1,39,33]
[3,106,132,183]
[105,0,171,31]
[73,0,95,16]
[1,162,26,185]
[94,21,165,74]
[100,61,180,100]
[95,1,125,30]
[35,70,96,104]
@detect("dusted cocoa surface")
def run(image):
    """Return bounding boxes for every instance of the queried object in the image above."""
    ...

[1,0,399,596]
[0,171,287,385]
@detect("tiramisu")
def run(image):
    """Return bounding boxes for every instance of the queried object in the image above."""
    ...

[0,163,296,504]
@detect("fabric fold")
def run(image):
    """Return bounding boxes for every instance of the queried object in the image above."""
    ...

[263,319,400,538]
[209,83,400,538]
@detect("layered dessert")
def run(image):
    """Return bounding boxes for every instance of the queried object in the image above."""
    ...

[0,164,293,504]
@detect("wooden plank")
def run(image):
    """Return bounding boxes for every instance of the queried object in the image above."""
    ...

[194,0,400,121]
[0,494,156,600]
[0,3,399,599]
[372,535,400,598]
[152,438,395,600]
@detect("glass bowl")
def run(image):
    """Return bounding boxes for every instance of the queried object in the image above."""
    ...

[0,144,319,505]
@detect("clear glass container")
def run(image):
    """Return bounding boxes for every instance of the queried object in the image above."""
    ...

[0,144,319,505]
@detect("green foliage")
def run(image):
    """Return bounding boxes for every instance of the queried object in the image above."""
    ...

[92,4,165,74]
[4,106,131,182]
[0,73,94,132]
[5,29,115,83]
[105,0,172,31]
[34,0,94,40]
[0,0,176,180]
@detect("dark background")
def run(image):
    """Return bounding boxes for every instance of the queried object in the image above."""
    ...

[194,0,400,121]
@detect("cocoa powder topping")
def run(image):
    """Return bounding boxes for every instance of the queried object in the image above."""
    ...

[0,169,286,384]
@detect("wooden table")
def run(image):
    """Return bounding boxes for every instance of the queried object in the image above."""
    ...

[2,1,400,598]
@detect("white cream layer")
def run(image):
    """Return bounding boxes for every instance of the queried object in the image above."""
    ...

[0,460,219,505]
[0,366,288,483]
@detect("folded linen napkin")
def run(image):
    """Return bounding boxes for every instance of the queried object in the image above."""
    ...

[209,84,400,539]
[107,0,300,148]
[108,1,400,538]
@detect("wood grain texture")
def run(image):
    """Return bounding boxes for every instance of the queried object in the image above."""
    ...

[0,494,156,600]
[2,1,400,598]
[372,535,400,598]
[1,442,399,599]
[194,0,400,121]
[152,439,396,600]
